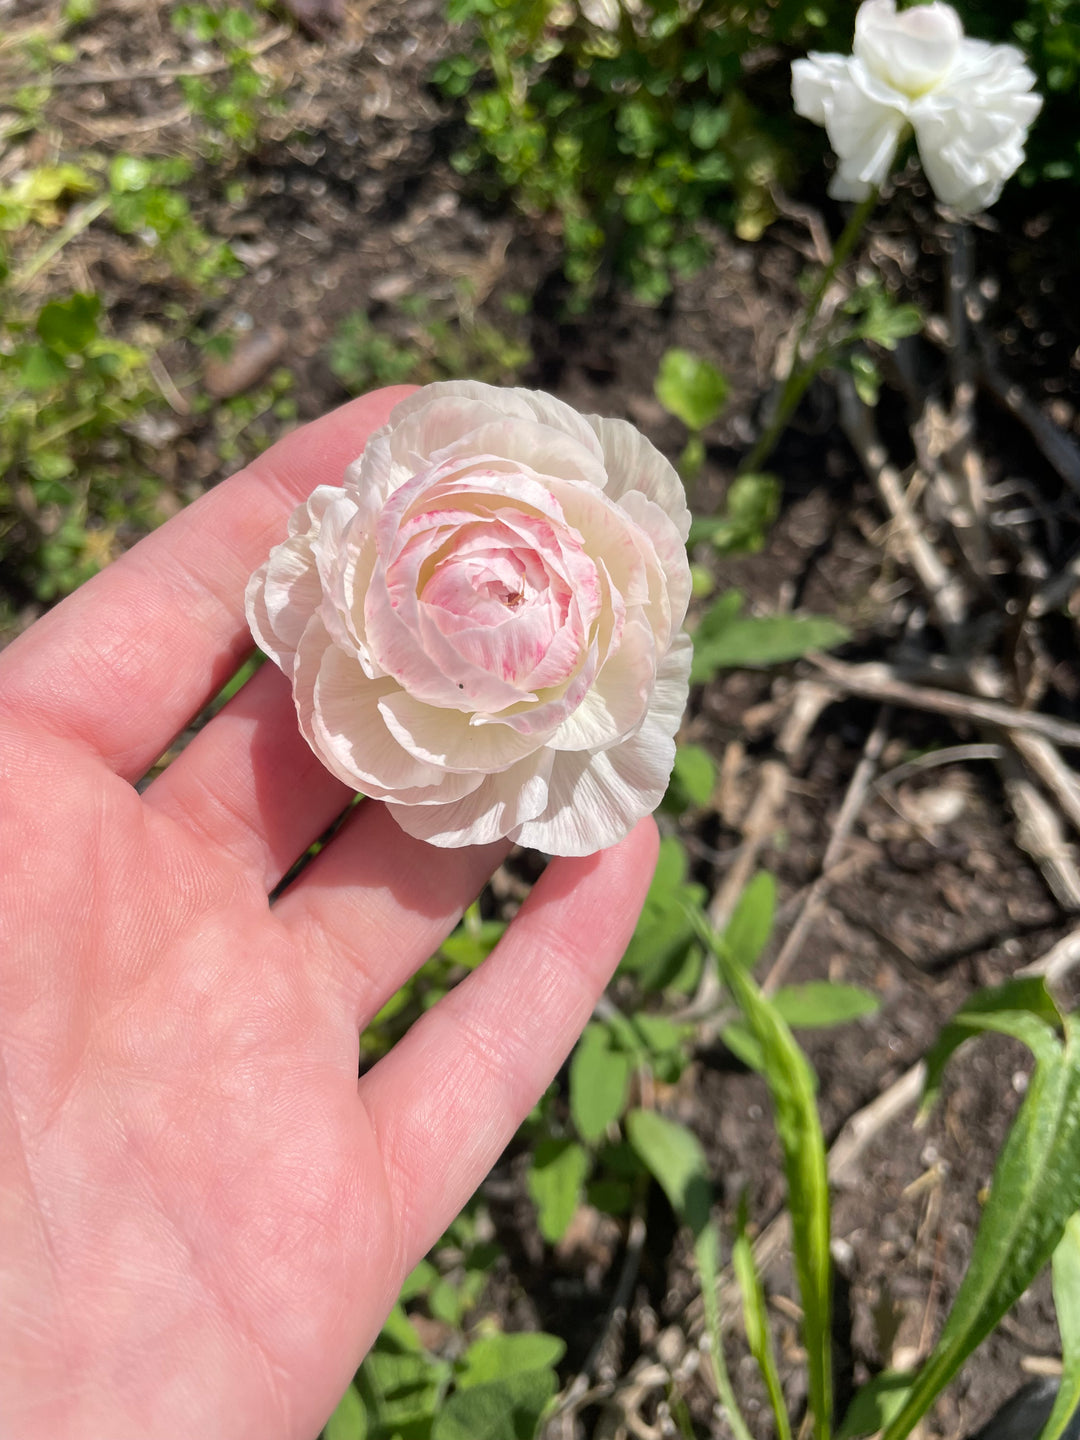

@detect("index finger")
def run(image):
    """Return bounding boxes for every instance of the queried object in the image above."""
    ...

[0,387,416,781]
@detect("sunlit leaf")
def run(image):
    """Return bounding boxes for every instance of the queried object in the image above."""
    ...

[881,1005,1080,1440]
[570,1024,632,1142]
[772,982,879,1029]
[1040,1213,1080,1440]
[723,871,775,970]
[527,1138,588,1244]
[655,346,729,430]
[456,1332,565,1389]
[733,1193,792,1440]
[692,910,832,1440]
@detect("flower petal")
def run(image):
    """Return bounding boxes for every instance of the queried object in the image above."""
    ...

[513,632,691,855]
[587,415,691,541]
[388,750,554,848]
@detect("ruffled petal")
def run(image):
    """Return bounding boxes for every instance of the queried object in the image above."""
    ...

[911,43,1042,211]
[246,486,352,672]
[388,750,554,847]
[548,614,656,752]
[512,633,691,855]
[854,0,961,98]
[586,415,691,540]
[377,688,550,772]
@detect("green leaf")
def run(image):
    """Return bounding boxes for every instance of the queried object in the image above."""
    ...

[836,1371,914,1439]
[848,351,880,407]
[691,911,833,1440]
[109,155,154,193]
[35,292,101,352]
[527,1139,588,1244]
[355,1346,449,1440]
[723,871,775,970]
[772,983,880,1030]
[570,1024,632,1143]
[323,1383,368,1440]
[1041,1213,1080,1440]
[881,1013,1080,1440]
[663,743,716,811]
[432,1370,556,1440]
[456,1332,565,1389]
[921,978,1063,1118]
[625,1109,711,1237]
[732,1193,792,1440]
[720,1021,765,1073]
[655,346,729,431]
[18,343,68,391]
[620,836,706,992]
[687,473,780,554]
[691,606,850,684]
[625,1108,757,1440]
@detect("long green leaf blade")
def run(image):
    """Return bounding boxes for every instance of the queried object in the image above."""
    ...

[732,1194,792,1440]
[882,1019,1080,1440]
[691,909,833,1440]
[1039,1212,1080,1440]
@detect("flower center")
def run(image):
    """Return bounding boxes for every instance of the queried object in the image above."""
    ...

[854,0,962,100]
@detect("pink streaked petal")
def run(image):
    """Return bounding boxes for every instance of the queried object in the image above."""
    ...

[388,749,554,848]
[309,639,489,803]
[485,634,600,737]
[545,478,651,613]
[366,558,531,712]
[378,689,548,771]
[586,415,691,541]
[616,488,692,636]
[427,602,563,687]
[548,616,657,752]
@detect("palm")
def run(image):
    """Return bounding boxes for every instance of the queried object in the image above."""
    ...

[0,390,656,1440]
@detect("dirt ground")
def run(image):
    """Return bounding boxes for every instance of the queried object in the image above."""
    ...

[9,1,1080,1436]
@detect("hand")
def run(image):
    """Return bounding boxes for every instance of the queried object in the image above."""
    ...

[0,389,657,1440]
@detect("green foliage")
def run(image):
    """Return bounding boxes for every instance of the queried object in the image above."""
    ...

[569,1022,632,1143]
[619,834,706,993]
[437,0,835,303]
[771,982,880,1029]
[627,1107,755,1440]
[873,983,1080,1440]
[526,1137,589,1244]
[655,346,729,432]
[660,742,716,813]
[688,472,780,555]
[171,2,281,151]
[690,588,850,684]
[694,906,833,1440]
[1044,1214,1080,1440]
[733,1193,792,1440]
[329,295,531,394]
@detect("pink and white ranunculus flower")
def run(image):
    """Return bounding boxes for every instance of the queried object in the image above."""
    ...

[246,382,693,855]
[792,0,1042,212]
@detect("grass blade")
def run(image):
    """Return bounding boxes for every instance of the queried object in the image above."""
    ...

[691,908,833,1440]
[732,1192,793,1440]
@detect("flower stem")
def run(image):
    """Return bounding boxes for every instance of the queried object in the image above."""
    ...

[739,188,878,476]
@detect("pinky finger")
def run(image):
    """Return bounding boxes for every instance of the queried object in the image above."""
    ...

[356,818,658,1276]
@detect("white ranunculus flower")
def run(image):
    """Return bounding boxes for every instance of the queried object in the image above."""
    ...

[791,0,1042,212]
[247,382,693,856]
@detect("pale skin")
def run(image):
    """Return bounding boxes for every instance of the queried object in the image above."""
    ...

[0,387,658,1440]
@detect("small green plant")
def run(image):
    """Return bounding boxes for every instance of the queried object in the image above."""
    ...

[329,293,531,394]
[170,2,281,151]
